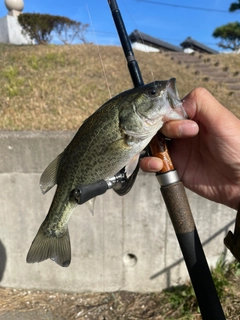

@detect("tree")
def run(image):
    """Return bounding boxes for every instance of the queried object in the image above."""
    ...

[18,13,54,44]
[212,1,240,51]
[212,22,240,51]
[18,13,88,45]
[54,19,89,45]
[229,0,240,12]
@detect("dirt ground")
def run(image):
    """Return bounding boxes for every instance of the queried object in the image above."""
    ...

[0,287,202,320]
[1,264,240,319]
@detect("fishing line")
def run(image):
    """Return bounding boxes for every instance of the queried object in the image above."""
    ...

[121,0,161,256]
[84,1,112,99]
[101,196,106,292]
[83,0,111,291]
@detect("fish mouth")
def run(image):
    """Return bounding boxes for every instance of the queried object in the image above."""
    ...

[162,78,188,121]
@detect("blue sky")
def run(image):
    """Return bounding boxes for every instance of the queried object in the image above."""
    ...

[1,0,240,51]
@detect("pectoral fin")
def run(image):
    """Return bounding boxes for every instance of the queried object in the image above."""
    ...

[125,154,140,178]
[40,152,64,194]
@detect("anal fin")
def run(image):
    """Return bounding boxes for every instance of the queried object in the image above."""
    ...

[86,197,96,215]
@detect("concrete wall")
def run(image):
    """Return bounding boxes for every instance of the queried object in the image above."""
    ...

[0,131,235,292]
[0,15,33,45]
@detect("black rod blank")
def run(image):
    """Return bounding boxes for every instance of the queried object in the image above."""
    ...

[108,0,144,87]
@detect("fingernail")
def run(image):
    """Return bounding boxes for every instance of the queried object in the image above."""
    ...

[148,158,163,171]
[179,122,198,137]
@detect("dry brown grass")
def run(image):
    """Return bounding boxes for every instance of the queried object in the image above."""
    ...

[0,44,240,131]
[0,269,240,320]
[0,260,240,319]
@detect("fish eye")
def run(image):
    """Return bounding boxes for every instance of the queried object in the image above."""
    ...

[148,87,158,97]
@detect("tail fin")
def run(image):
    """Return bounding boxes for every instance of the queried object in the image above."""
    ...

[26,227,71,267]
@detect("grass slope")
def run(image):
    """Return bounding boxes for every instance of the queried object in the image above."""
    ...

[0,43,239,130]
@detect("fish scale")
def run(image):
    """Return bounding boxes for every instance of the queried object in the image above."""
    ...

[26,78,187,267]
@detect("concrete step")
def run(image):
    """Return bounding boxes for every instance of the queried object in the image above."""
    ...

[165,52,187,57]
[165,52,202,62]
[210,77,240,84]
[170,56,202,63]
[178,59,208,65]
[194,71,229,78]
[226,84,240,91]
[193,66,222,73]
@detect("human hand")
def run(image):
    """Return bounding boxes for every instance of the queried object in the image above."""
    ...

[140,88,240,210]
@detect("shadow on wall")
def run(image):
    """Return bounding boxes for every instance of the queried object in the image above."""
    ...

[0,240,7,281]
[150,219,235,286]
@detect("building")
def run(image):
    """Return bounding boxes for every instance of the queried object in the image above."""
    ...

[180,37,218,54]
[129,30,218,54]
[129,29,182,52]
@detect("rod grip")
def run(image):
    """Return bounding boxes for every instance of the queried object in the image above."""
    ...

[161,181,195,234]
[224,207,240,261]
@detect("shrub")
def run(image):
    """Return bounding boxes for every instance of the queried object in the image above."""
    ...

[18,13,88,45]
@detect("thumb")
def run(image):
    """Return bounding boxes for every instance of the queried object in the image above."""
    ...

[183,87,238,135]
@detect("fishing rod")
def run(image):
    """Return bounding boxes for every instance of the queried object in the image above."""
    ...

[107,0,226,319]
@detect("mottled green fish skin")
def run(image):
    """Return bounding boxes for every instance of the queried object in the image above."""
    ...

[26,78,187,267]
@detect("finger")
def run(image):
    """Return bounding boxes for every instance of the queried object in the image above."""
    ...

[183,87,238,134]
[140,157,163,173]
[161,119,199,139]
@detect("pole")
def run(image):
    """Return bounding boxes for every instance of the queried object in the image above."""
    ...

[108,1,226,318]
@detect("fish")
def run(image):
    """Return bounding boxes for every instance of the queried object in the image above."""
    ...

[26,78,187,267]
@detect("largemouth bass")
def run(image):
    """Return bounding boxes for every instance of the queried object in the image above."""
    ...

[26,78,187,267]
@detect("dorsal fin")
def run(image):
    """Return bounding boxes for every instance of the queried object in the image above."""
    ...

[39,152,64,194]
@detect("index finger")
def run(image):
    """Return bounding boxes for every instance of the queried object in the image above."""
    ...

[161,87,238,139]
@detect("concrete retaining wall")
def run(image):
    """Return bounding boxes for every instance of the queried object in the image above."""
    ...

[0,131,235,292]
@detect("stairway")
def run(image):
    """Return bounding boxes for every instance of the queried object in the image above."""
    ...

[164,51,240,98]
